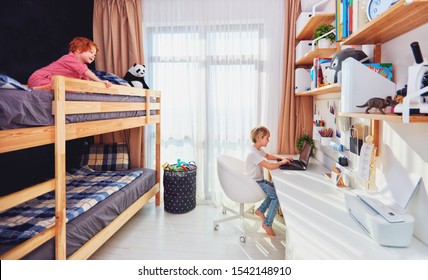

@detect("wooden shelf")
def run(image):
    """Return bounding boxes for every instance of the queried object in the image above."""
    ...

[342,0,428,45]
[338,112,428,123]
[296,83,341,96]
[295,48,337,66]
[296,13,335,41]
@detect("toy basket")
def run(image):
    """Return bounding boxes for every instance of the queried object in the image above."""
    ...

[163,162,197,214]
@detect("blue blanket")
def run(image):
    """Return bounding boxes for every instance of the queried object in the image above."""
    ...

[0,166,142,244]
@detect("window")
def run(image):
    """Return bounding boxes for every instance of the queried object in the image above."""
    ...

[145,24,261,200]
[142,0,284,203]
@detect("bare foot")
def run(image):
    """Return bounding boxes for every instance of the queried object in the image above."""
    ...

[255,210,265,222]
[262,223,276,237]
[31,85,52,91]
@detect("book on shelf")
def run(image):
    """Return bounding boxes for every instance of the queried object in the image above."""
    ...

[337,0,349,40]
[320,63,332,86]
[337,0,369,40]
[348,0,353,35]
[343,0,348,38]
[336,0,341,40]
[364,63,393,81]
[312,57,332,88]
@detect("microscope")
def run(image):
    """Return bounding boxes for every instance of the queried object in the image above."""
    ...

[394,42,428,123]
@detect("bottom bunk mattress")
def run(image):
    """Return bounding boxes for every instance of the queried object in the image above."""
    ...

[0,167,156,259]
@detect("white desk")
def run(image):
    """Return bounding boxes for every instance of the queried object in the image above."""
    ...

[270,158,428,260]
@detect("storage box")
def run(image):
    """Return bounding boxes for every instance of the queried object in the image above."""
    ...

[320,136,332,146]
[295,68,312,92]
[313,126,322,141]
[300,0,331,13]
[296,12,311,37]
[341,58,396,113]
[296,40,313,62]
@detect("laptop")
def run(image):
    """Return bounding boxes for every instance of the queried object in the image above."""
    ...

[279,141,312,171]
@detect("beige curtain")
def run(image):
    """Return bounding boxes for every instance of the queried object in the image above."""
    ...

[278,0,313,154]
[93,0,144,76]
[92,0,145,167]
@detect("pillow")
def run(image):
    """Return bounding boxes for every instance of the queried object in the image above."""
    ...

[92,70,130,86]
[80,142,129,171]
[0,74,31,91]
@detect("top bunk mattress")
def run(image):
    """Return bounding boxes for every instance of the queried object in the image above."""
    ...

[0,88,150,129]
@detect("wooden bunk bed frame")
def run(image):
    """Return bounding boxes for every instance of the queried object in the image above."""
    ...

[0,76,161,260]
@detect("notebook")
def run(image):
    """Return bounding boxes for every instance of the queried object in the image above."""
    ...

[279,141,312,171]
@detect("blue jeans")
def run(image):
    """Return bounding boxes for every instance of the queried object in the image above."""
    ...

[256,180,279,227]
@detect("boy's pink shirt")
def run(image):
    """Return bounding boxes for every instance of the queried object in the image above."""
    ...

[28,52,90,87]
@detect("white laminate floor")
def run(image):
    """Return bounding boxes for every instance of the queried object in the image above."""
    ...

[89,200,286,260]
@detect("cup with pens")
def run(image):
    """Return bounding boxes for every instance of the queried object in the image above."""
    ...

[319,128,333,146]
[313,119,325,140]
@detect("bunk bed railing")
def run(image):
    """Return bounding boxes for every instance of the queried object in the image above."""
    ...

[53,75,67,259]
[0,179,55,212]
[0,79,161,154]
[67,183,159,260]
[0,227,56,260]
[0,126,55,153]
[0,76,161,260]
[0,116,162,154]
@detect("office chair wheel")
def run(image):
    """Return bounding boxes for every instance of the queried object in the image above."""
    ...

[240,236,246,243]
[214,224,220,231]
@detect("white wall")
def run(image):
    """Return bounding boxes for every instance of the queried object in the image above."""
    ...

[316,23,428,246]
[302,0,428,246]
[382,23,428,89]
[379,23,428,246]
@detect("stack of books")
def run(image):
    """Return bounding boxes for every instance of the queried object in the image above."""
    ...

[336,0,370,41]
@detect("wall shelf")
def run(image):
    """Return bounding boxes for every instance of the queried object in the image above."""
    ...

[295,48,337,66]
[296,83,341,96]
[296,13,335,41]
[338,112,428,123]
[342,0,428,45]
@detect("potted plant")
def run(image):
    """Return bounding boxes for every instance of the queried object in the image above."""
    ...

[296,134,315,152]
[313,24,335,48]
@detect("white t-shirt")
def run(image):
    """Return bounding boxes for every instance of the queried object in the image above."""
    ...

[244,146,266,181]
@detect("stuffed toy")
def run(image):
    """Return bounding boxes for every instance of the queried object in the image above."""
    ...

[123,63,150,89]
[325,49,369,84]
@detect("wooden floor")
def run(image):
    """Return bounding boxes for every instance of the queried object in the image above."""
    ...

[90,200,286,260]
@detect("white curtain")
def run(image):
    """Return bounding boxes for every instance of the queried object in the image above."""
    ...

[142,0,284,205]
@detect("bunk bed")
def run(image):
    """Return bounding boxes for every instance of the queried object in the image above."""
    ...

[0,76,161,259]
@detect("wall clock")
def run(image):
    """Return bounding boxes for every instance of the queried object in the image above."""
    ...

[367,0,399,21]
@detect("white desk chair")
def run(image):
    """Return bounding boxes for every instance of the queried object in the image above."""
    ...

[214,154,266,242]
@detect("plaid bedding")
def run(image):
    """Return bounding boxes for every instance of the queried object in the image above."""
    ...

[0,166,142,244]
[80,143,129,171]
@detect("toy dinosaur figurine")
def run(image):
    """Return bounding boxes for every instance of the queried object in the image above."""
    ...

[356,96,398,114]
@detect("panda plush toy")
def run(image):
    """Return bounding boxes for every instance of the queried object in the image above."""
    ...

[123,63,150,89]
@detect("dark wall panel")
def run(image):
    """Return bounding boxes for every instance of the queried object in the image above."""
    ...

[0,0,94,195]
[0,0,94,83]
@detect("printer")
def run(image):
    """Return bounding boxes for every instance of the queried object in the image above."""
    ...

[344,192,415,247]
